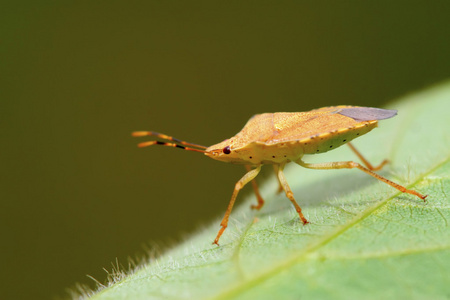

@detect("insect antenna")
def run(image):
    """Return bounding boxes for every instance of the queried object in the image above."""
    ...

[132,131,207,153]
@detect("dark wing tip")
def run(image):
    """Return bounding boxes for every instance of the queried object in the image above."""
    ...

[338,107,398,122]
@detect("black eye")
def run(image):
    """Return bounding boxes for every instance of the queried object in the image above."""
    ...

[223,146,231,154]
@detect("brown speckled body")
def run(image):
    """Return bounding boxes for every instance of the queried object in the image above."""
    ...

[133,105,428,246]
[205,106,378,165]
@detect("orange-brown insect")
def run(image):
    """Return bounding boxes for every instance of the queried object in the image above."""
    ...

[132,106,427,246]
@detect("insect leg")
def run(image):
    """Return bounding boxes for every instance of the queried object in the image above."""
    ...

[273,165,284,193]
[277,162,309,225]
[347,142,388,171]
[213,165,262,246]
[296,159,427,200]
[245,165,265,210]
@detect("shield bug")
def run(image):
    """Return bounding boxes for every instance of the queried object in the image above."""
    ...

[132,106,427,246]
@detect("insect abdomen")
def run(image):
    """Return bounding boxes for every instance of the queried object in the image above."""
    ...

[301,121,378,155]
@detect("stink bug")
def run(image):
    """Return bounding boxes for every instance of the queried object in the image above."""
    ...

[133,106,427,246]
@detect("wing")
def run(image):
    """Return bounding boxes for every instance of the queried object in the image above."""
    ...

[338,106,397,121]
[266,106,397,144]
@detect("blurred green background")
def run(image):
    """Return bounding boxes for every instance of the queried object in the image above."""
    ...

[1,1,450,299]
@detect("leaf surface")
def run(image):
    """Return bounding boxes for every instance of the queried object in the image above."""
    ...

[91,82,450,300]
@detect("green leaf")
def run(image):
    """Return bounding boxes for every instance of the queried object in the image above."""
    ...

[89,82,450,300]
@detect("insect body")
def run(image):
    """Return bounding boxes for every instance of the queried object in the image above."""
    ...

[133,106,427,246]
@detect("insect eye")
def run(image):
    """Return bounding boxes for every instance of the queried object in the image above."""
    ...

[223,146,231,154]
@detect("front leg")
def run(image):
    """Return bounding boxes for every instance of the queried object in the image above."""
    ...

[214,165,262,246]
[245,165,265,210]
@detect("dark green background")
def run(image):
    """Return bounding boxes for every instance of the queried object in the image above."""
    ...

[1,1,449,299]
